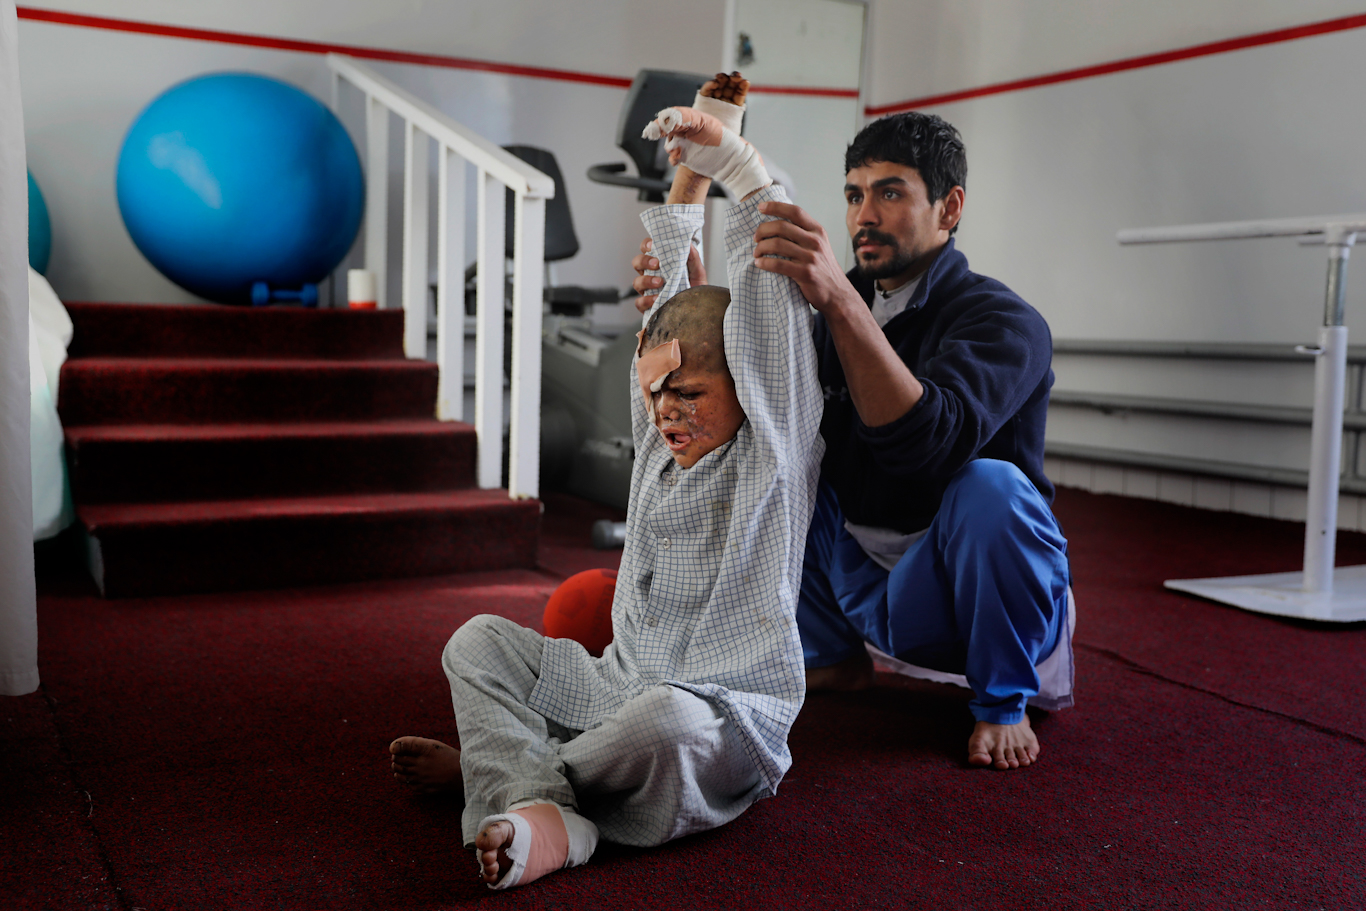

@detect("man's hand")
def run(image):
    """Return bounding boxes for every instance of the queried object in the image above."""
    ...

[753,199,924,427]
[631,238,707,314]
[751,200,863,318]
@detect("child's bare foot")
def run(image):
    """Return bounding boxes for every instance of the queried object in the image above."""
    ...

[702,71,750,106]
[967,715,1040,770]
[389,736,462,793]
[475,818,517,886]
[805,648,875,692]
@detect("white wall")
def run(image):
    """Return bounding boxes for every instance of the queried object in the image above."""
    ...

[22,0,720,77]
[864,0,1366,110]
[18,0,729,318]
[859,1,1366,491]
[863,0,1366,344]
[729,0,866,272]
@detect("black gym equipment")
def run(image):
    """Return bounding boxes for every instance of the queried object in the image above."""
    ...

[588,69,728,203]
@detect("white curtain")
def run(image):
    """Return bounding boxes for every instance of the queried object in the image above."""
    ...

[0,0,39,697]
[30,267,73,540]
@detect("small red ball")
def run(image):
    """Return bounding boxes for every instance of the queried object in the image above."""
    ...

[542,569,617,657]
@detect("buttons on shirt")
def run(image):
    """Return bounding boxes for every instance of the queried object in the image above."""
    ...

[660,536,671,548]
[647,617,658,627]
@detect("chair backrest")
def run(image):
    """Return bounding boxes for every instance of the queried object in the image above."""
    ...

[503,145,578,263]
[615,69,713,188]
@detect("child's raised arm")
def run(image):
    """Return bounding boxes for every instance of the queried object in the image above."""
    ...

[722,184,824,470]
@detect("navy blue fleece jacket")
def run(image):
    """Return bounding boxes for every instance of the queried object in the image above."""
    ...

[814,237,1054,533]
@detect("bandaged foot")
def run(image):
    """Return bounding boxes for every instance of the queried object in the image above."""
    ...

[643,72,769,200]
[475,800,599,890]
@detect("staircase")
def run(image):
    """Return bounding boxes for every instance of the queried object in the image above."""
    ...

[59,302,540,598]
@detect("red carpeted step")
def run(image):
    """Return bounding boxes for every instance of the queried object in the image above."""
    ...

[66,420,477,503]
[79,490,540,597]
[64,302,406,360]
[58,358,439,426]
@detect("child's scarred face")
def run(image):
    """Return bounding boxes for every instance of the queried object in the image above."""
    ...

[652,362,745,469]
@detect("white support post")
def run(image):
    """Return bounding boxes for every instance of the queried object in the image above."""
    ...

[1123,215,1366,621]
[508,193,545,500]
[364,96,389,309]
[436,147,466,421]
[474,169,506,489]
[401,122,429,359]
[1303,324,1348,592]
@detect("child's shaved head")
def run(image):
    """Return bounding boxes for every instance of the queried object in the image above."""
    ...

[643,285,732,377]
[642,285,744,469]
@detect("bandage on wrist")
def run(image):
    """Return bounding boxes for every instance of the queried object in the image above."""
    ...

[692,93,744,134]
[642,104,770,200]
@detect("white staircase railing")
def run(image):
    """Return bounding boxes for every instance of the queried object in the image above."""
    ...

[326,53,553,499]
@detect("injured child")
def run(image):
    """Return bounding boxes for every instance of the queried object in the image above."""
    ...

[388,72,825,889]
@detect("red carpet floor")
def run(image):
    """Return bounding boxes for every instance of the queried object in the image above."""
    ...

[5,488,1365,910]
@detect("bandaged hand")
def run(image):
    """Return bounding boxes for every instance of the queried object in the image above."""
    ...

[642,93,770,200]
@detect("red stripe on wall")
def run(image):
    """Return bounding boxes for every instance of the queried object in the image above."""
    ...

[14,6,859,99]
[748,85,859,98]
[16,6,634,88]
[866,11,1366,117]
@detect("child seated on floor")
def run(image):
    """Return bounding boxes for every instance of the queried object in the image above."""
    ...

[387,72,825,890]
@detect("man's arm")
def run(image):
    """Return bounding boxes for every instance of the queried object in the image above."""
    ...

[749,202,924,428]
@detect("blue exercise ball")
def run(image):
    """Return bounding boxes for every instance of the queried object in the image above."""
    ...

[28,170,51,274]
[116,72,364,305]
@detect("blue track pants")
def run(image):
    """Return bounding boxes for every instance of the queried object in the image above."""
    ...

[796,460,1070,724]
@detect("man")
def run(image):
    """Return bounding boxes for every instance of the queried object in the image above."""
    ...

[633,111,1072,772]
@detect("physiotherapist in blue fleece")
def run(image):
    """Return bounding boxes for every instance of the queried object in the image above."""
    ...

[634,111,1071,771]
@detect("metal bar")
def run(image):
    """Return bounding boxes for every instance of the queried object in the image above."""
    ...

[1325,242,1353,327]
[329,53,553,199]
[1051,339,1366,362]
[1301,232,1357,591]
[401,121,429,359]
[1118,214,1366,245]
[474,169,505,489]
[1048,390,1366,431]
[507,193,545,500]
[436,146,466,421]
[1303,325,1349,591]
[1045,441,1355,491]
[364,95,389,309]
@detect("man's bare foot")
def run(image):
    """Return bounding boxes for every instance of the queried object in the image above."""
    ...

[967,715,1040,770]
[475,819,516,886]
[389,736,462,793]
[806,648,875,692]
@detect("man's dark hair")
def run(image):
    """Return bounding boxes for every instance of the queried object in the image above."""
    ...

[844,111,967,208]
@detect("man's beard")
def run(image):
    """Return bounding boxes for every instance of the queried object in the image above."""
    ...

[852,229,917,280]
